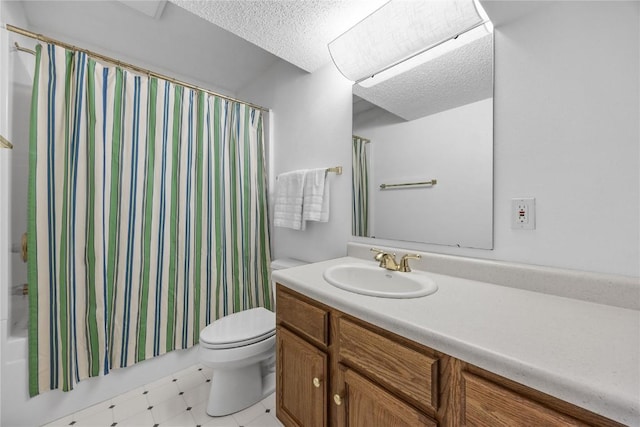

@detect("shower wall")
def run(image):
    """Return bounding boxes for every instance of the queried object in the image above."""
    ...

[7,18,31,342]
[0,1,25,423]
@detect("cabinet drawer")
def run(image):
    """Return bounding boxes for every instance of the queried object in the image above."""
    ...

[462,372,583,426]
[337,317,439,411]
[276,286,329,346]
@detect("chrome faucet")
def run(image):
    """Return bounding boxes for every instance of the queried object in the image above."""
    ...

[370,248,421,272]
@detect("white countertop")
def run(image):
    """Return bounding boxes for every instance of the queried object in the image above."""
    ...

[272,256,640,426]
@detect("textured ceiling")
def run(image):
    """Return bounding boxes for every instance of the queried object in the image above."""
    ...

[20,1,281,95]
[353,32,494,121]
[20,1,540,118]
[169,0,387,73]
[171,0,498,120]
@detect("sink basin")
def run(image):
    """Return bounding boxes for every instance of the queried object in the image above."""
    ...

[323,264,437,298]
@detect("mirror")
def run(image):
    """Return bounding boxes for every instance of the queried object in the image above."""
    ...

[352,32,493,249]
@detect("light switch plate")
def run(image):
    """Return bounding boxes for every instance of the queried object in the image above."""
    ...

[511,198,535,230]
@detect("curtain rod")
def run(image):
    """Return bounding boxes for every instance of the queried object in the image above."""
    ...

[5,24,270,113]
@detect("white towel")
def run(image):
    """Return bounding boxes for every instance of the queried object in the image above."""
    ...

[302,168,330,223]
[273,170,306,230]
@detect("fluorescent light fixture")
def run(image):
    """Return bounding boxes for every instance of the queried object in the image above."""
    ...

[358,22,493,88]
[328,0,492,86]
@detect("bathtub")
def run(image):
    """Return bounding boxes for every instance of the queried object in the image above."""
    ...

[2,287,199,426]
[9,293,27,338]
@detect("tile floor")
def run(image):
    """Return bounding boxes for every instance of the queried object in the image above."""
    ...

[43,364,283,427]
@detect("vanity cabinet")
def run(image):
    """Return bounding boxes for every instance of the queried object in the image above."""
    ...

[335,316,439,416]
[275,285,622,427]
[276,285,436,427]
[340,367,437,427]
[458,365,622,427]
[276,289,330,427]
[461,370,583,425]
[276,326,327,427]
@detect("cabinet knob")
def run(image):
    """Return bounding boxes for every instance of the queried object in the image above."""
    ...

[313,377,321,388]
[333,394,343,406]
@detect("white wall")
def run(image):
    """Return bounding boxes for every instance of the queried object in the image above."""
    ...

[238,61,353,262]
[354,98,493,249]
[244,1,640,277]
[488,0,638,277]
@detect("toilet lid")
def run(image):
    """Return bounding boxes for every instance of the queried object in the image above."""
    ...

[200,307,275,349]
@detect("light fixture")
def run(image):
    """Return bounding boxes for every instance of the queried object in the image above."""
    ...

[328,0,492,87]
[358,22,493,88]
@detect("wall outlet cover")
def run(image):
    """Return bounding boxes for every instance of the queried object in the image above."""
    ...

[511,198,535,230]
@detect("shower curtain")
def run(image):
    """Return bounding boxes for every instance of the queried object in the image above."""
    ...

[352,136,369,237]
[27,44,271,396]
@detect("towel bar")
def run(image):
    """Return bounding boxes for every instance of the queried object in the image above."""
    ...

[379,179,437,189]
[277,166,343,179]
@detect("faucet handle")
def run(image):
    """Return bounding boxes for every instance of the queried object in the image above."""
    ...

[370,248,398,269]
[370,247,386,261]
[399,253,421,272]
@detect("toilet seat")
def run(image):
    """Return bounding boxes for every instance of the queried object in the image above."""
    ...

[200,307,275,350]
[197,259,308,416]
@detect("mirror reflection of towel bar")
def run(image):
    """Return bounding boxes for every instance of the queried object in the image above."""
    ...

[379,179,437,189]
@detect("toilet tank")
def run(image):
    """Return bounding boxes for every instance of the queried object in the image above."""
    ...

[270,258,308,271]
[270,259,307,307]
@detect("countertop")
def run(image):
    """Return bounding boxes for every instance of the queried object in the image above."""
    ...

[272,256,640,426]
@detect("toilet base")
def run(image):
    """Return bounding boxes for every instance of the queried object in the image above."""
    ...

[206,364,275,416]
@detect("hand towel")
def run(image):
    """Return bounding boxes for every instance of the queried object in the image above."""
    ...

[302,168,330,223]
[273,170,306,230]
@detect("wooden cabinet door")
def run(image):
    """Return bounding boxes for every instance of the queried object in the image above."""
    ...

[276,326,328,427]
[462,372,584,426]
[340,368,437,427]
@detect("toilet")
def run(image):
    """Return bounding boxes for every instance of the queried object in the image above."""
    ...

[198,258,307,416]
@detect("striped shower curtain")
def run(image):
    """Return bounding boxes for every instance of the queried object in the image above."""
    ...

[27,44,271,396]
[352,136,369,237]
